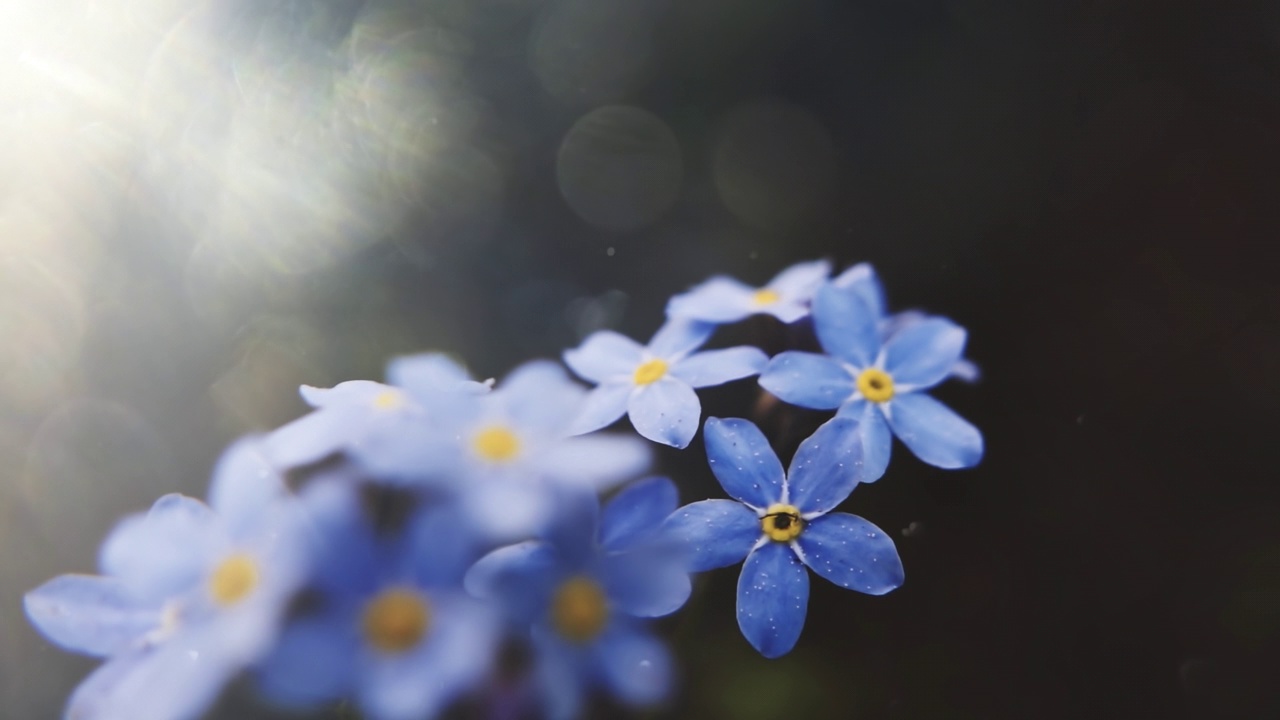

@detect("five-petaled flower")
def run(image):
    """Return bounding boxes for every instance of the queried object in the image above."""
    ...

[666,259,831,325]
[758,281,984,482]
[664,417,904,658]
[564,318,767,448]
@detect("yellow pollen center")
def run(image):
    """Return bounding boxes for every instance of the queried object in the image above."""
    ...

[856,367,895,403]
[372,390,404,410]
[762,503,804,542]
[362,587,431,654]
[633,358,668,385]
[473,426,521,462]
[752,288,781,306]
[551,576,609,643]
[208,553,260,607]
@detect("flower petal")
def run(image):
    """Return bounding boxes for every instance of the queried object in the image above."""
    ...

[758,351,853,410]
[261,409,353,469]
[601,477,679,552]
[532,631,587,720]
[812,282,880,368]
[255,612,357,707]
[538,434,651,490]
[881,317,967,390]
[885,393,984,469]
[767,259,831,298]
[832,262,886,319]
[838,399,891,483]
[795,512,903,595]
[499,361,587,433]
[702,417,784,508]
[24,575,161,657]
[465,541,558,603]
[98,495,221,602]
[298,380,387,409]
[207,437,289,536]
[568,382,632,435]
[665,276,756,323]
[646,318,716,360]
[603,554,691,618]
[627,379,701,449]
[786,417,864,515]
[669,346,768,388]
[564,331,645,384]
[662,500,759,572]
[387,352,489,396]
[598,626,673,706]
[736,542,809,659]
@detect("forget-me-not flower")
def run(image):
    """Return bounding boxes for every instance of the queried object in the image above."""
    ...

[465,477,688,719]
[564,318,768,448]
[666,259,831,324]
[834,262,979,382]
[24,438,309,720]
[758,282,984,482]
[663,417,903,658]
[256,479,500,720]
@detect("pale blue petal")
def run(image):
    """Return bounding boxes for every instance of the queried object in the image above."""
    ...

[670,346,768,388]
[882,317,967,390]
[812,283,880,368]
[24,575,160,657]
[567,383,631,436]
[98,495,221,602]
[461,478,558,542]
[564,331,645,384]
[766,259,831,298]
[763,300,812,324]
[207,437,288,535]
[299,380,387,409]
[533,631,586,720]
[832,262,886,319]
[646,318,715,360]
[464,542,559,625]
[601,476,678,552]
[353,425,457,485]
[255,612,357,707]
[387,352,490,396]
[661,500,759,572]
[837,399,891,483]
[796,513,903,595]
[951,357,981,383]
[500,360,587,433]
[786,417,864,514]
[703,417,784,508]
[261,410,353,468]
[885,393,984,469]
[736,542,809,659]
[538,434,651,490]
[627,379,701,448]
[758,351,853,410]
[597,627,672,706]
[665,276,756,323]
[603,554,691,618]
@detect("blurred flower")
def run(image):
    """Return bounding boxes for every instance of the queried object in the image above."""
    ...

[666,259,831,324]
[564,318,767,448]
[23,438,308,720]
[257,479,499,720]
[834,262,980,382]
[759,282,984,481]
[663,417,903,658]
[466,477,687,719]
[358,360,650,540]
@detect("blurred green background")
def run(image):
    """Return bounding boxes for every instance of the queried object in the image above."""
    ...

[2,0,1278,718]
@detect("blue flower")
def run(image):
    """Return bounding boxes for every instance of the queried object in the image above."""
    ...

[23,438,309,720]
[356,360,651,540]
[666,259,831,324]
[834,262,980,382]
[256,479,500,720]
[758,282,984,481]
[663,417,903,658]
[465,477,688,719]
[262,352,489,470]
[564,318,768,448]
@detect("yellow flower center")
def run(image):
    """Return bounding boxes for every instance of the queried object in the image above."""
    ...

[633,358,668,385]
[856,367,895,403]
[551,576,609,643]
[752,288,781,306]
[372,389,405,410]
[473,425,521,462]
[362,587,431,654]
[208,553,260,607]
[761,503,803,542]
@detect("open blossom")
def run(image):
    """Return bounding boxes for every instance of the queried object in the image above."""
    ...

[759,281,984,481]
[564,318,767,448]
[664,417,903,658]
[666,259,831,324]
[23,438,308,720]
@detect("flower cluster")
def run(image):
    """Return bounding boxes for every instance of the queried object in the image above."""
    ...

[25,260,983,719]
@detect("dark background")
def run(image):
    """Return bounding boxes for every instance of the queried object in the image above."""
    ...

[2,0,1278,718]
